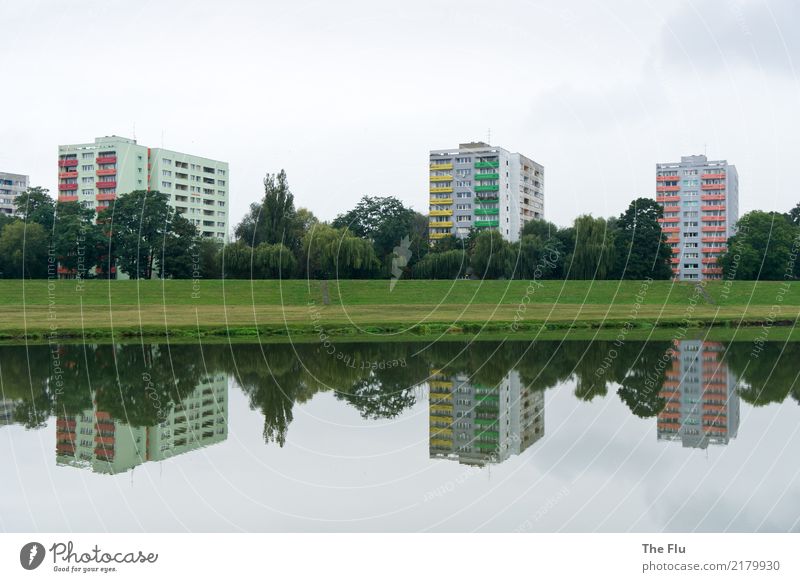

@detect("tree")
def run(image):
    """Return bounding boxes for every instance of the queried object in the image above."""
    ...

[52,202,103,276]
[253,243,297,278]
[0,221,49,278]
[301,224,379,279]
[564,215,616,280]
[161,213,200,279]
[515,234,564,279]
[97,190,173,279]
[613,197,673,280]
[718,211,800,280]
[13,187,56,233]
[412,249,467,279]
[787,203,800,227]
[470,230,513,278]
[234,170,299,249]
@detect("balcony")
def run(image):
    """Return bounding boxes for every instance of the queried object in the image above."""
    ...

[658,217,679,223]
[429,209,453,217]
[96,168,116,176]
[671,247,680,253]
[95,205,110,213]
[656,175,679,181]
[701,193,725,201]
[430,186,454,194]
[666,236,680,244]
[58,158,78,167]
[702,173,726,180]
[429,162,453,171]
[429,175,452,182]
[474,208,499,215]
[476,197,499,204]
[702,247,725,254]
[701,205,725,211]
[702,236,726,243]
[701,183,725,190]
[429,232,448,240]
[702,268,723,275]
[702,257,718,264]
[702,215,725,222]
[59,183,78,191]
[657,185,680,192]
[474,173,499,181]
[96,193,116,201]
[430,197,453,205]
[671,257,679,264]
[58,171,78,179]
[96,181,117,189]
[474,184,499,192]
[430,221,453,228]
[474,219,500,227]
[58,195,79,202]
[662,226,680,233]
[663,205,680,213]
[96,156,117,164]
[474,161,499,169]
[702,226,726,233]
[656,195,680,203]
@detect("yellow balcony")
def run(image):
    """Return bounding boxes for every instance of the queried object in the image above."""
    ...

[430,415,452,423]
[430,197,453,205]
[431,427,453,437]
[429,175,453,182]
[430,232,448,240]
[430,438,452,447]
[430,186,454,194]
[430,404,453,413]
[429,380,453,388]
[430,221,453,228]
[429,209,453,217]
[429,162,453,171]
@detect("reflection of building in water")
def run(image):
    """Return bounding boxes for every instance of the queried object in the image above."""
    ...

[55,374,228,474]
[0,399,17,426]
[657,341,740,448]
[429,369,544,466]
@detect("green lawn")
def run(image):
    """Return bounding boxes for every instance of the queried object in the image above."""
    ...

[0,279,797,340]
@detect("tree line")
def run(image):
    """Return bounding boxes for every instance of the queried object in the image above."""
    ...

[1,170,798,280]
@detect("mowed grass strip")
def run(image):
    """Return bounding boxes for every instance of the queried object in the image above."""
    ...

[0,279,797,338]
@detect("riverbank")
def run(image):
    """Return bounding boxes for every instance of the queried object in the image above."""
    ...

[0,279,798,340]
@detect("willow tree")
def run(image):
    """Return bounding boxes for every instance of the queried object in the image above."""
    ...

[565,214,616,280]
[301,223,379,279]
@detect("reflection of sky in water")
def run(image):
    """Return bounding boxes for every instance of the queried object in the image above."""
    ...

[1,340,799,532]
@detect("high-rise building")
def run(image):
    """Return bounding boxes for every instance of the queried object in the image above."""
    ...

[0,171,29,215]
[429,368,544,466]
[657,340,740,448]
[655,155,739,281]
[429,142,544,243]
[57,136,229,241]
[55,373,228,474]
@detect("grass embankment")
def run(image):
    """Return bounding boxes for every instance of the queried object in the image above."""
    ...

[0,279,798,341]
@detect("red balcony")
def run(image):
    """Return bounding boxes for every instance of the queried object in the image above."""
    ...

[702,226,726,233]
[96,168,116,176]
[703,403,726,412]
[702,246,725,253]
[702,215,725,222]
[659,390,681,400]
[56,419,76,429]
[58,171,78,179]
[96,205,110,214]
[657,185,681,192]
[701,205,725,211]
[58,158,78,167]
[702,236,726,243]
[58,195,79,202]
[659,412,681,420]
[656,195,681,203]
[663,205,680,213]
[96,193,116,201]
[96,180,117,189]
[662,226,680,233]
[95,435,115,446]
[656,175,679,181]
[671,247,680,254]
[702,257,718,264]
[56,443,75,454]
[95,448,114,459]
[702,268,723,275]
[95,411,111,420]
[658,217,679,223]
[666,236,680,244]
[59,183,78,191]
[96,156,117,164]
[701,183,725,190]
[671,257,679,264]
[702,173,726,180]
[96,421,114,432]
[701,193,725,201]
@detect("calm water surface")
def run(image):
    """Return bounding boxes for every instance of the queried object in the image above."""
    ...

[1,338,799,532]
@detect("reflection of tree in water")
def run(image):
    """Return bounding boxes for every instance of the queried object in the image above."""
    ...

[726,342,800,406]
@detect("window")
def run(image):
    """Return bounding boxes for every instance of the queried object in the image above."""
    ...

[163,170,172,177]
[82,152,93,159]
[162,181,172,189]
[81,189,93,196]
[163,158,172,165]
[81,165,94,171]
[218,180,225,186]
[82,177,94,184]
[456,157,470,163]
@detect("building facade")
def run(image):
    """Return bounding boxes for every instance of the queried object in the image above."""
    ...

[657,340,740,449]
[0,171,29,215]
[429,142,544,243]
[57,136,229,241]
[655,155,739,281]
[429,368,544,466]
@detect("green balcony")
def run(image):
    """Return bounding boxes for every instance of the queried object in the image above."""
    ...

[475,184,499,192]
[474,173,499,181]
[477,430,500,439]
[474,220,500,228]
[477,395,499,403]
[476,197,499,204]
[474,418,498,426]
[474,208,499,215]
[475,161,499,169]
[475,442,499,451]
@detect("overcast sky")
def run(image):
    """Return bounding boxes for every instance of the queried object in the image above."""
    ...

[1,0,799,229]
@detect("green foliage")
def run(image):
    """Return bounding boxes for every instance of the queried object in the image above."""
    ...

[160,213,201,279]
[613,197,673,280]
[301,223,379,279]
[719,211,800,280]
[564,215,616,280]
[52,202,103,275]
[0,221,50,278]
[412,249,467,279]
[234,170,300,249]
[13,187,56,233]
[470,230,513,279]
